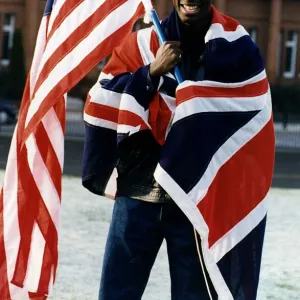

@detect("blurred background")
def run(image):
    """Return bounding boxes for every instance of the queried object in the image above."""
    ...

[0,0,300,187]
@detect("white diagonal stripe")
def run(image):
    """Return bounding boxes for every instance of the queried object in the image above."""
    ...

[89,84,122,109]
[209,196,268,263]
[42,106,65,170]
[177,70,267,91]
[173,92,269,125]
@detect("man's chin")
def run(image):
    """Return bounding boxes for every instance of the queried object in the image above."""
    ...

[180,15,200,25]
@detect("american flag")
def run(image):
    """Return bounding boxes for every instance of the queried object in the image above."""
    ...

[0,0,153,298]
[83,6,275,299]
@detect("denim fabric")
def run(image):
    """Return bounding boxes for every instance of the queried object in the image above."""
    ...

[99,197,217,300]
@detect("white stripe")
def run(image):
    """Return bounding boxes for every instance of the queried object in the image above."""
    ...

[89,84,121,109]
[26,135,61,230]
[159,93,176,138]
[188,95,272,204]
[137,27,155,65]
[117,124,141,136]
[48,265,55,294]
[173,92,269,125]
[23,223,46,292]
[205,23,248,44]
[84,112,118,131]
[47,0,66,35]
[119,93,150,127]
[2,130,29,298]
[141,0,153,20]
[25,0,143,127]
[98,72,114,81]
[177,70,267,91]
[38,0,105,83]
[209,196,268,263]
[160,93,176,112]
[30,16,48,96]
[42,106,65,170]
[154,165,234,300]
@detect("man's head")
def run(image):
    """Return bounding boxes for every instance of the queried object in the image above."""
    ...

[172,0,212,27]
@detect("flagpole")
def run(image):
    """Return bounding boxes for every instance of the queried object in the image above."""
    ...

[143,5,183,84]
[150,9,183,84]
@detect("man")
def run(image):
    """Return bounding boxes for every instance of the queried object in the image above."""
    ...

[82,1,273,299]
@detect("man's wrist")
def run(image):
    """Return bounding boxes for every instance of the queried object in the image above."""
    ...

[149,63,160,77]
[147,64,160,91]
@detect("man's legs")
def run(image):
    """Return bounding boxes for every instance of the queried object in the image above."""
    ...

[99,197,164,300]
[163,203,218,300]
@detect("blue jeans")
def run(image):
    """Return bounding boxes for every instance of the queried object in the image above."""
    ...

[99,197,217,300]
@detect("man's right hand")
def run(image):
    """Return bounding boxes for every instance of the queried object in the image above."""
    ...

[149,41,183,77]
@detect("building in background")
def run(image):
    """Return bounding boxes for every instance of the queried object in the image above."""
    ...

[0,0,45,71]
[0,0,299,87]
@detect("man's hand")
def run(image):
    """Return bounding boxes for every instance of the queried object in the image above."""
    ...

[149,41,182,77]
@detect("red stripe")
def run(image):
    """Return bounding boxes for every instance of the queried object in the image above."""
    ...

[118,110,149,130]
[54,98,66,135]
[149,31,171,145]
[102,31,143,75]
[148,94,172,146]
[33,0,128,99]
[85,100,119,123]
[35,123,62,198]
[155,97,172,145]
[0,190,11,300]
[85,96,149,130]
[197,119,275,248]
[28,291,47,299]
[18,79,32,140]
[37,245,52,294]
[47,0,84,40]
[36,200,58,286]
[177,78,269,106]
[12,146,37,288]
[22,4,144,145]
[150,28,159,57]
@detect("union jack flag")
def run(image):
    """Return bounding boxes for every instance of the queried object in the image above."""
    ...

[0,0,153,298]
[83,6,275,299]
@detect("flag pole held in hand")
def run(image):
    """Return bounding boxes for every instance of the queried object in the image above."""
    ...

[142,4,183,84]
[150,9,183,84]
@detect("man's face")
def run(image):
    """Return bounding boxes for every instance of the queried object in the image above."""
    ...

[173,0,212,25]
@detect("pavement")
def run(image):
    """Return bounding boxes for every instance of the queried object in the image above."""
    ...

[0,135,299,189]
